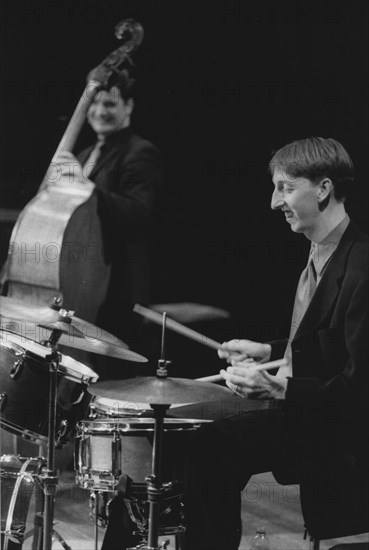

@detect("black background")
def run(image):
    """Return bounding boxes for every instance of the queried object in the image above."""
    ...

[1,0,368,347]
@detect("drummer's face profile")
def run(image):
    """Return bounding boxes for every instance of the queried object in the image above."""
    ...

[270,167,321,238]
[87,86,133,138]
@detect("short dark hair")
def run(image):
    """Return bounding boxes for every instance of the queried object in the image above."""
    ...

[108,68,136,101]
[268,137,354,200]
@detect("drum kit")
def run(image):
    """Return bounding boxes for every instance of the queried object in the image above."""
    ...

[0,298,231,550]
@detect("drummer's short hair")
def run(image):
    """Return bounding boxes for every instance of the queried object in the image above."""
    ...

[269,137,354,201]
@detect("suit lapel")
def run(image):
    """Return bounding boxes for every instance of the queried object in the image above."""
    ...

[77,146,94,167]
[293,222,359,341]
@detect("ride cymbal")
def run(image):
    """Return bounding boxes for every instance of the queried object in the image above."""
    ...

[89,376,231,405]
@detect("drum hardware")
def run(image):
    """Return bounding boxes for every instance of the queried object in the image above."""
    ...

[26,512,72,550]
[9,352,25,379]
[133,313,181,550]
[0,393,7,411]
[87,481,185,550]
[89,491,112,550]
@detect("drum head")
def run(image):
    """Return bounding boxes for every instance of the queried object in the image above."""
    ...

[92,396,152,417]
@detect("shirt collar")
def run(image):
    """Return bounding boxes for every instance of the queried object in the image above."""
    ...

[103,126,132,145]
[310,215,350,277]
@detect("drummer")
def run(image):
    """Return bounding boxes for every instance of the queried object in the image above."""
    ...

[184,137,369,549]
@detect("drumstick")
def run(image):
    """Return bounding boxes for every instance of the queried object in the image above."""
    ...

[196,358,288,383]
[134,304,287,384]
[134,303,221,350]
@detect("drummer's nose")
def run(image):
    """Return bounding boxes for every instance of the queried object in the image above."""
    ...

[271,187,285,210]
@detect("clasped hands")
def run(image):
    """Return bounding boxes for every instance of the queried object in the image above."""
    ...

[44,151,95,193]
[218,339,287,400]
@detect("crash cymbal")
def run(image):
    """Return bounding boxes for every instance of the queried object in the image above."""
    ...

[52,331,147,362]
[37,320,85,338]
[0,295,130,346]
[0,296,129,348]
[0,297,146,362]
[1,321,147,362]
[89,376,231,405]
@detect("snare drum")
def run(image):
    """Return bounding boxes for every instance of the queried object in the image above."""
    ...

[0,330,98,445]
[75,417,209,491]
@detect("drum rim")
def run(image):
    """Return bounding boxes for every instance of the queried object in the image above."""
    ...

[76,417,211,434]
[0,418,48,444]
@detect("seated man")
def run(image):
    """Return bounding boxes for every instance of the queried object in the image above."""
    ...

[184,137,368,549]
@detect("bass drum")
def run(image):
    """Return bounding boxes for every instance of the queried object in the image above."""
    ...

[0,455,45,550]
[0,330,98,445]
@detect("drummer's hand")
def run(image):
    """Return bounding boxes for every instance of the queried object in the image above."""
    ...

[45,151,95,191]
[220,361,287,400]
[218,339,271,365]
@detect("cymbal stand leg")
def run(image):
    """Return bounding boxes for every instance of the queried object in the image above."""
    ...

[52,529,72,550]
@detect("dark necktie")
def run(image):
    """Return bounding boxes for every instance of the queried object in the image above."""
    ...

[83,139,105,178]
[279,248,317,378]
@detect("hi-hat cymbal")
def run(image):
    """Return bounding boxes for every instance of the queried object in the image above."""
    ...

[89,376,231,405]
[0,297,147,362]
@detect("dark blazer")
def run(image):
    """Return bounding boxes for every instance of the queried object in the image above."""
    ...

[77,128,163,354]
[271,221,369,539]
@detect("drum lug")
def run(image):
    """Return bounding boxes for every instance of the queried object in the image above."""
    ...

[0,393,7,412]
[3,527,25,544]
[111,435,121,478]
[89,404,97,419]
[10,354,25,379]
[55,420,68,446]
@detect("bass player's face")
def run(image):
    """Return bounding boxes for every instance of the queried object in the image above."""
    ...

[87,86,133,138]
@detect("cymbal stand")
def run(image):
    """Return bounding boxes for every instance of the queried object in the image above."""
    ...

[145,403,170,550]
[40,310,73,550]
[140,312,171,550]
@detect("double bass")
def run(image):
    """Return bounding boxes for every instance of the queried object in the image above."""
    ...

[1,20,143,330]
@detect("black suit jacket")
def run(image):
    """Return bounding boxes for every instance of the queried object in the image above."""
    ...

[271,221,369,538]
[77,128,163,355]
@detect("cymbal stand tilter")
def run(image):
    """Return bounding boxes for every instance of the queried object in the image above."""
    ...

[38,309,75,550]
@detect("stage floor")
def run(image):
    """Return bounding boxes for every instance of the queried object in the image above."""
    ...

[1,431,368,549]
[15,470,367,550]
